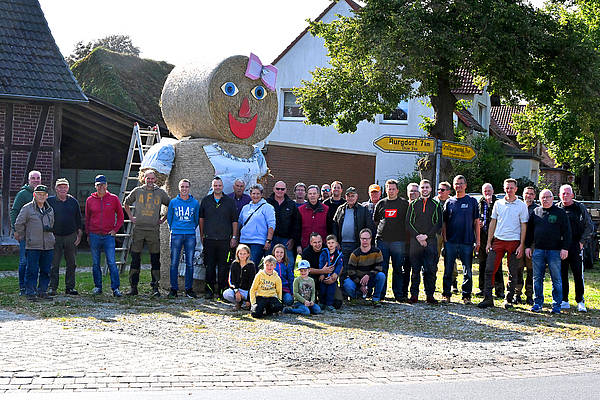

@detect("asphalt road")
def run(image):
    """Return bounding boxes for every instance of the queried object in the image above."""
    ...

[7,372,599,400]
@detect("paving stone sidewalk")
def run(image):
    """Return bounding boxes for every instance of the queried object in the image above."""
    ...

[1,299,600,394]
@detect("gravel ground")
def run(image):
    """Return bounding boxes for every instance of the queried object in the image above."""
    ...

[3,292,597,376]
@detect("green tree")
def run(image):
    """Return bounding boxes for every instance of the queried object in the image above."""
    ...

[450,134,512,193]
[294,0,600,183]
[66,34,140,66]
[514,0,600,199]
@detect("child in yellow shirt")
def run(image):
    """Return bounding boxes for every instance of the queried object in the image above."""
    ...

[249,255,283,318]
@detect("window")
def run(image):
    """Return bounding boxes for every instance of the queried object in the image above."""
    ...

[382,101,409,122]
[282,90,304,118]
[478,103,487,129]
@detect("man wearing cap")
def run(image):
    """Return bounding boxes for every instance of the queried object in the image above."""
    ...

[362,184,382,217]
[10,170,42,295]
[14,185,54,301]
[85,175,125,297]
[124,170,171,297]
[47,178,83,296]
[332,186,374,283]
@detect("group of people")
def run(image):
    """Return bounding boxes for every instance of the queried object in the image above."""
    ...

[11,169,594,316]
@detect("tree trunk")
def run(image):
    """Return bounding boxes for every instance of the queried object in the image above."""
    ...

[419,72,457,187]
[595,130,599,200]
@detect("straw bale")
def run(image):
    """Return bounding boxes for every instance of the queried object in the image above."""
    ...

[161,55,278,145]
[158,138,255,290]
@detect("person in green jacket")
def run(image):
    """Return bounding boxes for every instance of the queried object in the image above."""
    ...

[10,170,42,295]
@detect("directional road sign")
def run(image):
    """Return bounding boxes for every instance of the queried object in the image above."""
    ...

[441,141,476,161]
[373,135,435,154]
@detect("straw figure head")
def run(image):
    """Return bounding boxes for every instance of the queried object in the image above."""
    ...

[161,54,278,145]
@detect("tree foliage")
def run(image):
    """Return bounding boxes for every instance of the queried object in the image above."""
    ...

[66,35,140,66]
[294,0,600,181]
[515,1,600,181]
[450,134,512,194]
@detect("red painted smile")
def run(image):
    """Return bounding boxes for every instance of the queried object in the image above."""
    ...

[228,112,258,139]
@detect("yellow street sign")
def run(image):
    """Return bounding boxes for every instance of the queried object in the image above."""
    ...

[441,141,476,161]
[373,135,435,154]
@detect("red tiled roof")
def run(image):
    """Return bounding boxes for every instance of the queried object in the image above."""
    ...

[454,108,485,132]
[490,105,526,137]
[451,68,483,95]
[272,0,361,65]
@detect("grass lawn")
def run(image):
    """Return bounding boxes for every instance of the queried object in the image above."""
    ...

[0,254,598,336]
[0,251,151,271]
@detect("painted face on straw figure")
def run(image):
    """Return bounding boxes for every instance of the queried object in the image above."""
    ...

[160,53,278,196]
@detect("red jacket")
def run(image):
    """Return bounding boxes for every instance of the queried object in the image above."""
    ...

[85,191,124,235]
[298,201,329,248]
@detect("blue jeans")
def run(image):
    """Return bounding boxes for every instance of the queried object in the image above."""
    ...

[246,243,265,267]
[320,281,338,306]
[343,272,386,302]
[272,236,294,266]
[287,302,322,315]
[18,239,27,290]
[532,249,563,312]
[170,233,196,291]
[89,233,120,291]
[443,242,474,298]
[376,240,406,299]
[25,249,53,296]
[282,291,294,306]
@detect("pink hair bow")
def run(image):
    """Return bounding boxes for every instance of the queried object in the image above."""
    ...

[245,53,278,91]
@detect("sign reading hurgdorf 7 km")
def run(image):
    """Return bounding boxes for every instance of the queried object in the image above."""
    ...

[373,135,436,154]
[373,135,476,162]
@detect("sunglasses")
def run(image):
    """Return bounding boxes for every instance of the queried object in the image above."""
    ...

[322,189,331,192]
[275,187,286,191]
[438,188,448,192]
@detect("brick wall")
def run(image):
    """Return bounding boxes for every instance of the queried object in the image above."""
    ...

[1,101,56,235]
[263,144,376,202]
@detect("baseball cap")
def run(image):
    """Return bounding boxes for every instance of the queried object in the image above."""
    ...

[34,185,49,193]
[94,175,107,184]
[297,260,310,270]
[55,178,69,187]
[345,186,357,195]
[369,184,381,193]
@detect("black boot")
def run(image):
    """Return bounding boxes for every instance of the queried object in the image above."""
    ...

[477,296,494,308]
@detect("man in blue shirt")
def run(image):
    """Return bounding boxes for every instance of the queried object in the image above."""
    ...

[442,175,480,304]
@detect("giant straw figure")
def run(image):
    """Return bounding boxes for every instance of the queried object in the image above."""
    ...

[156,54,278,290]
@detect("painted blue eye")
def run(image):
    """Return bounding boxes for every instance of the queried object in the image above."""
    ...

[251,85,267,100]
[221,82,239,96]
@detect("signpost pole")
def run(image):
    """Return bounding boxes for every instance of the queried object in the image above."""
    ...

[435,139,441,191]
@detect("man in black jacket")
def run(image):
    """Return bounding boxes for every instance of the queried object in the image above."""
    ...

[406,179,442,303]
[373,179,409,301]
[266,181,301,265]
[557,184,594,312]
[199,177,239,299]
[333,187,374,282]
[525,189,571,314]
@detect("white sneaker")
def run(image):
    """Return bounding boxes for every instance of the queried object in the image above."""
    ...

[577,302,587,312]
[560,301,570,309]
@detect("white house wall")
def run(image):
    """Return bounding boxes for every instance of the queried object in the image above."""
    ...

[511,158,540,182]
[263,0,434,185]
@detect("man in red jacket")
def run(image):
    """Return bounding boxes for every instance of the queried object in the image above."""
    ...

[85,175,124,297]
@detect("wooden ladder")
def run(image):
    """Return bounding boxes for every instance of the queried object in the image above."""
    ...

[111,122,161,274]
